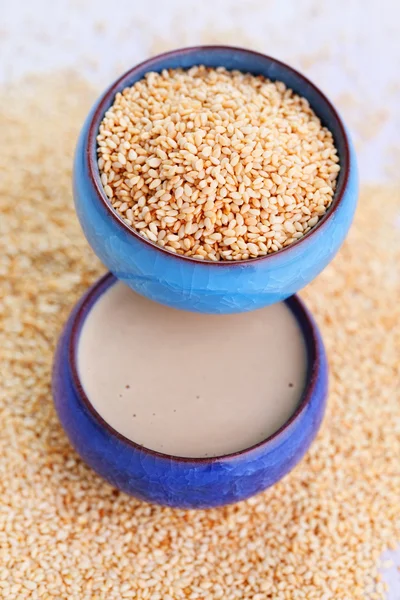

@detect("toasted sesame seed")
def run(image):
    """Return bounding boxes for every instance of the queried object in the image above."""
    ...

[149,178,161,190]
[308,216,320,227]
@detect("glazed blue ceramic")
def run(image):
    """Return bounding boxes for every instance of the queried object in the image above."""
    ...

[52,273,328,509]
[73,46,358,315]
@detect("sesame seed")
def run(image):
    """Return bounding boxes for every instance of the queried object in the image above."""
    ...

[149,178,161,190]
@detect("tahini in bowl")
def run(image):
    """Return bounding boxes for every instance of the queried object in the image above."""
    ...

[52,273,328,509]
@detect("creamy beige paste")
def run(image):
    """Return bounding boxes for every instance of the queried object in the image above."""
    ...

[77,281,307,458]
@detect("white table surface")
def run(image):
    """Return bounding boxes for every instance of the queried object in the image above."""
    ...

[1,0,399,596]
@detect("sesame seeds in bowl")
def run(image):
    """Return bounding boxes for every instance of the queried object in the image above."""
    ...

[97,65,340,262]
[75,46,357,313]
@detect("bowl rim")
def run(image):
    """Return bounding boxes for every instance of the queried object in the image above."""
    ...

[86,44,351,267]
[68,272,325,464]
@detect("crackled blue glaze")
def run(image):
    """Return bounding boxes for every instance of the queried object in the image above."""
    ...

[73,46,358,314]
[52,274,328,509]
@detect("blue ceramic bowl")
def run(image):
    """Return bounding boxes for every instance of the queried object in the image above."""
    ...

[52,273,328,509]
[74,46,358,314]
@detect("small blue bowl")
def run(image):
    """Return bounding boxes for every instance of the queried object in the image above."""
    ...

[52,273,328,509]
[74,46,358,315]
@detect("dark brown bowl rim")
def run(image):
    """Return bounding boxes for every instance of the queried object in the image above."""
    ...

[69,273,324,464]
[87,45,351,267]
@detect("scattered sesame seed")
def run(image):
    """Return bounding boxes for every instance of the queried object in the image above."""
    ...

[0,73,398,600]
